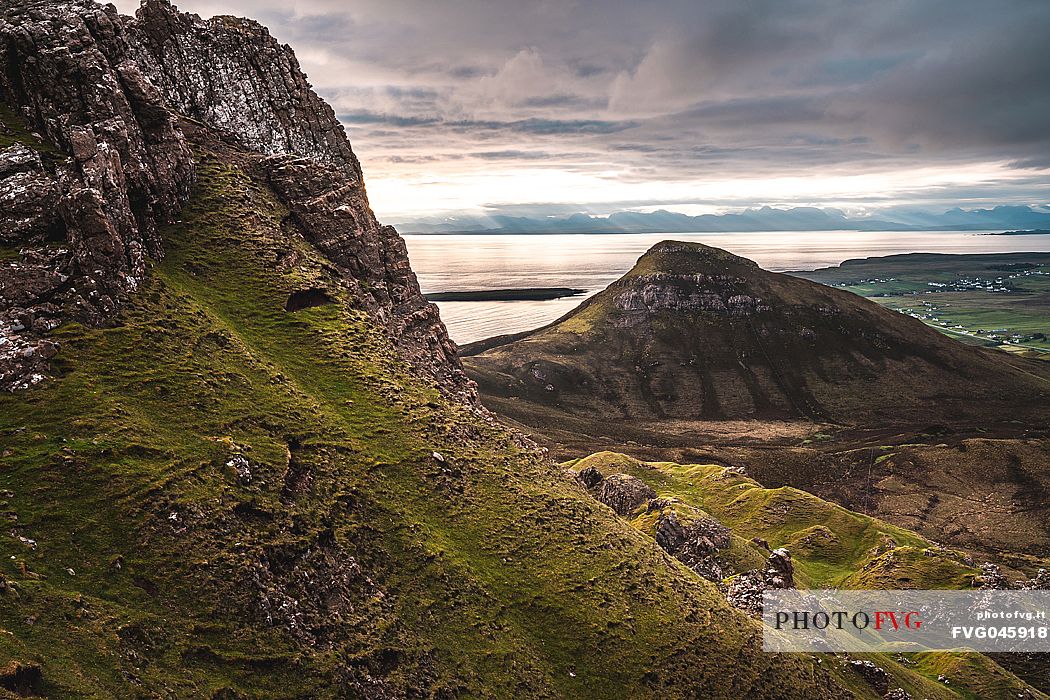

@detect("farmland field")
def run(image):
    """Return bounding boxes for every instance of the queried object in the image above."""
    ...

[794,252,1050,358]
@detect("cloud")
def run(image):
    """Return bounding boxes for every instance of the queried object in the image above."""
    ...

[107,0,1050,220]
[473,48,551,106]
[341,111,636,134]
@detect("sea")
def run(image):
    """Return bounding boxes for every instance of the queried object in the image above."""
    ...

[401,230,1050,345]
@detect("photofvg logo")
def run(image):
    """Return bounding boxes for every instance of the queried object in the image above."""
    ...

[762,590,1050,652]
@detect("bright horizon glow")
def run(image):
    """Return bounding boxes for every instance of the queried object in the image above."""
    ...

[364,158,1045,220]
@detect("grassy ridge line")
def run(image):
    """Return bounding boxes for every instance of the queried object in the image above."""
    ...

[565,452,977,589]
[155,153,724,696]
[158,160,606,694]
[162,151,848,697]
[564,453,1050,699]
[0,145,840,698]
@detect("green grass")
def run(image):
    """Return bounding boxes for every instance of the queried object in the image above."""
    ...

[0,125,1040,697]
[561,453,1050,699]
[877,291,1050,352]
[910,652,1045,700]
[0,142,856,698]
[565,451,977,590]
[797,255,1050,356]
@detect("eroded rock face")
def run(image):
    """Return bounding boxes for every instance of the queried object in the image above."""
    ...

[613,273,773,318]
[0,0,195,389]
[593,473,656,516]
[650,501,732,581]
[576,465,605,489]
[1023,569,1050,590]
[978,562,1012,590]
[0,325,58,391]
[128,0,363,181]
[0,1,194,254]
[0,144,62,244]
[848,660,889,696]
[261,154,465,389]
[978,563,1050,591]
[726,548,796,615]
[0,0,466,396]
[766,547,795,588]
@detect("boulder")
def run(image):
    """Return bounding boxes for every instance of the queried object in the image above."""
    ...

[576,465,604,489]
[593,473,655,516]
[978,562,1011,590]
[767,548,795,589]
[848,659,889,695]
[726,548,796,615]
[652,506,732,581]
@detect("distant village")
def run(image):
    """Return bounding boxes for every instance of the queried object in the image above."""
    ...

[833,266,1050,348]
[898,301,1044,344]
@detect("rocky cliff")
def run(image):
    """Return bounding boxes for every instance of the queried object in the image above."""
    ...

[127,0,363,181]
[0,5,861,697]
[0,0,461,393]
[0,0,194,388]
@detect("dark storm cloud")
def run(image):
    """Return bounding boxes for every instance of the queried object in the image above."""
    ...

[110,0,1050,217]
[341,112,441,128]
[472,150,560,161]
[674,96,829,127]
[341,111,638,135]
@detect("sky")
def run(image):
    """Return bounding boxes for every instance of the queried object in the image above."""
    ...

[112,0,1050,225]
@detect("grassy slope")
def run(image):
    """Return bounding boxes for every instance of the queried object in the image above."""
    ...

[564,452,1044,699]
[564,452,977,589]
[0,142,855,698]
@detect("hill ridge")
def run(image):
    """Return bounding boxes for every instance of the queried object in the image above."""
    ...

[466,239,1050,425]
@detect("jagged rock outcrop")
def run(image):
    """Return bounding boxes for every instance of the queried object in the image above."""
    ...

[0,0,195,389]
[575,463,797,599]
[978,563,1050,591]
[262,155,463,386]
[765,547,795,588]
[978,562,1012,590]
[127,0,363,181]
[0,144,61,244]
[0,0,464,394]
[847,660,889,696]
[578,467,735,580]
[1023,569,1050,590]
[725,548,795,615]
[0,1,193,255]
[576,465,605,489]
[649,499,732,581]
[592,473,656,516]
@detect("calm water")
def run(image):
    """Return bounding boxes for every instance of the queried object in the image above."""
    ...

[402,231,1050,345]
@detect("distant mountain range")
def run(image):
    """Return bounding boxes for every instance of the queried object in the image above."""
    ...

[398,204,1050,234]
